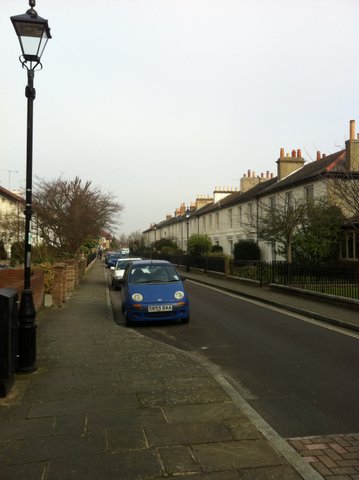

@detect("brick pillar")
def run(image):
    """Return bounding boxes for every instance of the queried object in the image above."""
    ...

[78,259,86,281]
[53,264,66,306]
[63,260,76,299]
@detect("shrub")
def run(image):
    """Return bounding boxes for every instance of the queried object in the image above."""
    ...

[0,240,7,260]
[233,239,260,261]
[188,234,212,256]
[154,238,179,252]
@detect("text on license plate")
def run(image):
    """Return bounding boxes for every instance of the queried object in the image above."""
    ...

[148,305,173,312]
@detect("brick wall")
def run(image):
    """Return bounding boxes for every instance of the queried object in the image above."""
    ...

[0,258,95,310]
[0,268,44,311]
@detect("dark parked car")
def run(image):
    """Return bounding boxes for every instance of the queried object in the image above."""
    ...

[106,252,124,268]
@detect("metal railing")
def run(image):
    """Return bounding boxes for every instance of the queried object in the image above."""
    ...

[137,252,359,300]
[233,260,359,300]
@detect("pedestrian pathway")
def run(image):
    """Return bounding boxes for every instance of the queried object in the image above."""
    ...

[1,259,358,479]
[0,259,323,480]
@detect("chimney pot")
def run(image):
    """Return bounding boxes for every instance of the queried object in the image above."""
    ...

[350,119,356,140]
[280,147,284,157]
[316,151,321,161]
[291,149,296,157]
[297,149,301,158]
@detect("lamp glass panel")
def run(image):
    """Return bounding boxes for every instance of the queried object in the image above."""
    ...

[15,21,47,58]
[20,35,42,56]
[37,33,49,58]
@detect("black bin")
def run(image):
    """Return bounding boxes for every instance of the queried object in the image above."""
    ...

[0,288,19,397]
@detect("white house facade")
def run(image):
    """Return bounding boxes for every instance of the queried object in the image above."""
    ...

[143,121,359,261]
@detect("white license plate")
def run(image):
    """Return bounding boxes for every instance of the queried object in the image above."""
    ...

[148,305,173,312]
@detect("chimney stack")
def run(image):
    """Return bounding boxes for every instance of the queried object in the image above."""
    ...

[345,119,359,171]
[276,146,305,180]
[350,119,356,140]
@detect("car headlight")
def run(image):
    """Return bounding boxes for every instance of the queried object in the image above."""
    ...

[132,293,143,302]
[174,291,185,300]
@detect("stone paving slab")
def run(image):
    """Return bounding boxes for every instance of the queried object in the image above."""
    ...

[192,440,286,471]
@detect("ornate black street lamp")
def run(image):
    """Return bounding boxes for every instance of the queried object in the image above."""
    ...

[11,1,51,373]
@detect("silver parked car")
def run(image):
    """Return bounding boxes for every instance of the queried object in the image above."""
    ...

[111,257,142,290]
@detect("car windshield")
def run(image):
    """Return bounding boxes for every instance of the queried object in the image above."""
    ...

[116,260,131,270]
[129,265,180,284]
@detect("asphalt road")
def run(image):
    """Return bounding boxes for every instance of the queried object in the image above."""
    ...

[109,274,359,439]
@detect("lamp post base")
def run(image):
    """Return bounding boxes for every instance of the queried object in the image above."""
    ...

[18,289,37,373]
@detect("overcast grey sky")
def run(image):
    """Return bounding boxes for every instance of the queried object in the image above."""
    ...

[1,0,358,236]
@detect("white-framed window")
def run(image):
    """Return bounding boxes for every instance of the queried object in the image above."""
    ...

[248,202,255,226]
[269,196,276,211]
[228,208,233,228]
[285,191,293,208]
[304,185,314,203]
[215,212,219,229]
[228,238,234,254]
[340,231,358,260]
[238,206,242,225]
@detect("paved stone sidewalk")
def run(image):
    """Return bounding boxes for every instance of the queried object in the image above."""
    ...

[288,434,359,479]
[0,260,323,479]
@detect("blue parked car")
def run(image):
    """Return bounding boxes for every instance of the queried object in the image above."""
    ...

[121,260,190,327]
[106,252,124,268]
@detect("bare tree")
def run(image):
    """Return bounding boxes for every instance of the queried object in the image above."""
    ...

[33,176,123,254]
[257,194,308,263]
[128,230,145,253]
[258,192,343,263]
[327,173,359,227]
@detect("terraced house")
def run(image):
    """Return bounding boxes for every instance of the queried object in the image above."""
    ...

[143,120,359,261]
[0,185,24,258]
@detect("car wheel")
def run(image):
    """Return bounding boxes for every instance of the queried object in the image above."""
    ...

[181,317,190,324]
[121,301,125,313]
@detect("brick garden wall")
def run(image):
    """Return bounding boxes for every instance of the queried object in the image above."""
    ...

[0,258,95,310]
[0,269,44,311]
